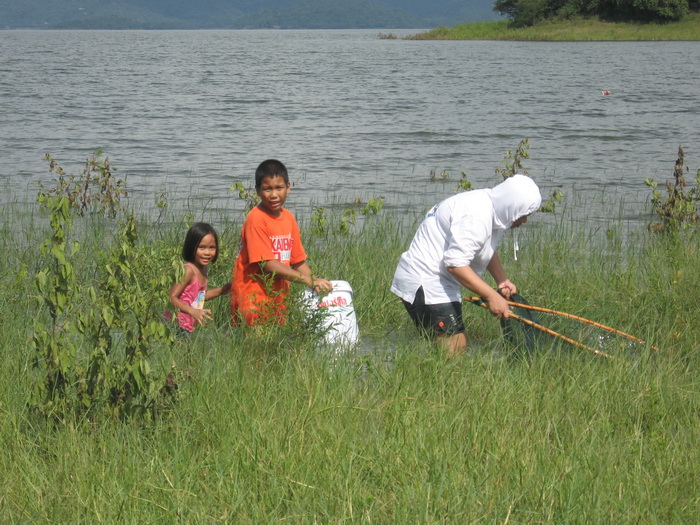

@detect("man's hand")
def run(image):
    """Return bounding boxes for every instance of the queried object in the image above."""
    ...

[496,279,517,300]
[486,293,510,319]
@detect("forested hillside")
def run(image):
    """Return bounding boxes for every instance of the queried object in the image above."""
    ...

[0,0,498,29]
[495,0,699,26]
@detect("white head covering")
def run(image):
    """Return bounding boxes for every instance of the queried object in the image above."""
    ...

[488,174,542,230]
[488,174,542,260]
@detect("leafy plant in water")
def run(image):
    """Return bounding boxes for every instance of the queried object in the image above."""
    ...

[153,188,170,224]
[310,206,359,236]
[429,168,458,182]
[311,207,328,236]
[645,145,700,233]
[31,195,176,422]
[361,196,385,215]
[230,180,260,211]
[455,171,473,192]
[39,151,127,217]
[495,138,531,180]
[496,138,563,213]
[431,169,473,192]
[95,215,176,419]
[338,208,357,235]
[539,188,563,213]
[32,195,81,419]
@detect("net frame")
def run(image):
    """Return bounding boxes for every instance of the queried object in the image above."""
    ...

[464,293,652,358]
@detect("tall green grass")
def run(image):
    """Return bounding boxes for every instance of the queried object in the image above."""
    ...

[409,12,700,41]
[1,198,699,522]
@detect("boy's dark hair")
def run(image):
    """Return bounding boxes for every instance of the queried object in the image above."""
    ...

[182,222,219,264]
[255,159,289,189]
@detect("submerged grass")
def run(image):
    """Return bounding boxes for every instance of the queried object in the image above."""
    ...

[409,12,700,41]
[1,198,699,522]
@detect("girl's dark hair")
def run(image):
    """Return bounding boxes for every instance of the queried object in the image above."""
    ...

[255,159,289,188]
[182,222,219,264]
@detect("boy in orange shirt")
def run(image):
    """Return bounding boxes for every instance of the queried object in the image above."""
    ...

[230,159,333,326]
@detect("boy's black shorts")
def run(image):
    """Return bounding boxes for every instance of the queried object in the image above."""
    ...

[402,286,465,338]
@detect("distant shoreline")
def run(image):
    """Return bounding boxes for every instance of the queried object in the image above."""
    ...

[404,13,700,41]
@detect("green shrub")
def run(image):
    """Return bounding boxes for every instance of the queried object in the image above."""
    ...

[39,151,126,218]
[646,146,700,233]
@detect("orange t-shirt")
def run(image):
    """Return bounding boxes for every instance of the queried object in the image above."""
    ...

[230,205,307,326]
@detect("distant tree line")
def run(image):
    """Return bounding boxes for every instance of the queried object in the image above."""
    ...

[494,0,700,26]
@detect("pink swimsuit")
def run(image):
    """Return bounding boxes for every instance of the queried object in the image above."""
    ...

[176,263,208,332]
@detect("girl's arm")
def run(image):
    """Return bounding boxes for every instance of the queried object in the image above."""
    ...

[169,266,212,325]
[205,281,231,300]
[261,259,332,294]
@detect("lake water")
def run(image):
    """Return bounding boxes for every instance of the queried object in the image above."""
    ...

[1,29,699,227]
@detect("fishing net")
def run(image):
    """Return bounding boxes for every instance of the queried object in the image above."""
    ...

[499,293,547,354]
[499,293,648,358]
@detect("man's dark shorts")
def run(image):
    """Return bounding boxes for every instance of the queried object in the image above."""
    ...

[402,286,465,338]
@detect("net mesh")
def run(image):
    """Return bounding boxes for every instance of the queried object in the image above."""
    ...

[499,294,646,358]
[499,293,547,353]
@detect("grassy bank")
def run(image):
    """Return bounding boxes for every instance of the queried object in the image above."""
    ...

[1,197,699,522]
[408,12,700,40]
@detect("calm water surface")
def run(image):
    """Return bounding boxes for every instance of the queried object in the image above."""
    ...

[1,30,699,226]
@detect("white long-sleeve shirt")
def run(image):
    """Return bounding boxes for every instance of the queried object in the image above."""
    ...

[391,174,542,305]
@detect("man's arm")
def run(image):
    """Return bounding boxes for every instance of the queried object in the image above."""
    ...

[446,263,510,319]
[486,252,516,298]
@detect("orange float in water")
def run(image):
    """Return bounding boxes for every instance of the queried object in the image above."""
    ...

[601,90,611,95]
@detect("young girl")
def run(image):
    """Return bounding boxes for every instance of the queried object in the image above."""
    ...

[168,222,230,333]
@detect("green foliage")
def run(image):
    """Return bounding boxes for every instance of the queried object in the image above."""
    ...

[361,196,385,215]
[154,188,169,210]
[338,207,358,235]
[408,12,700,40]
[310,206,360,236]
[646,145,700,233]
[311,207,328,236]
[494,138,564,213]
[494,0,551,26]
[38,151,126,218]
[91,215,178,419]
[455,171,473,192]
[32,196,80,419]
[429,168,453,181]
[430,169,473,192]
[494,0,690,27]
[495,138,531,180]
[31,196,177,422]
[229,180,260,212]
[540,187,564,213]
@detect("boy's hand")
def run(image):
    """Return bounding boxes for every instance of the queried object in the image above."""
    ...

[311,278,333,295]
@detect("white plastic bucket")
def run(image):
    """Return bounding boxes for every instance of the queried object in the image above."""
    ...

[302,280,360,348]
